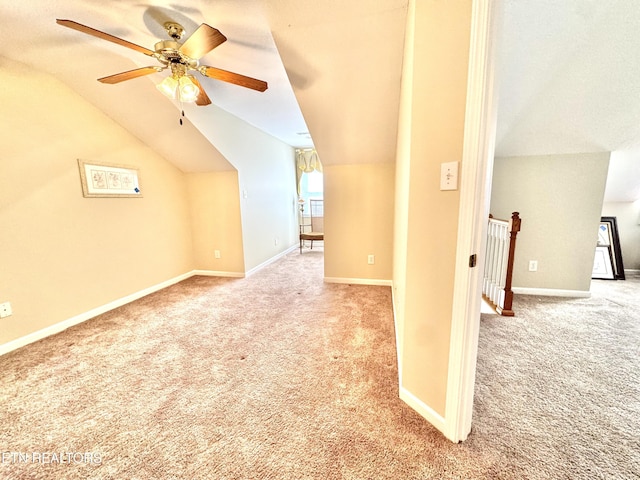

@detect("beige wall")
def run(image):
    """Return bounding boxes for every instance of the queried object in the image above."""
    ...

[1,57,308,350]
[0,59,194,345]
[236,151,299,272]
[186,171,245,273]
[602,201,640,270]
[188,106,299,272]
[393,0,471,417]
[323,163,395,281]
[491,153,610,292]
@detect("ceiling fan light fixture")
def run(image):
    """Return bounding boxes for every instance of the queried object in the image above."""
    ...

[156,76,178,99]
[178,75,200,103]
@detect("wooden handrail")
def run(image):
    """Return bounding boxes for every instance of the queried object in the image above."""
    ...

[483,211,521,316]
[498,212,521,316]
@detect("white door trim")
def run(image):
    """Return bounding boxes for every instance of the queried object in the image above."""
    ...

[444,0,501,442]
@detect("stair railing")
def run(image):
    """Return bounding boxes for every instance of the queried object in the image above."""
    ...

[483,212,521,316]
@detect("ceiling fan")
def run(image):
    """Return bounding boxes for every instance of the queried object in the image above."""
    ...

[56,19,268,106]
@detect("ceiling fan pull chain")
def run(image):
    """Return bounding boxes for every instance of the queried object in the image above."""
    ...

[179,100,185,126]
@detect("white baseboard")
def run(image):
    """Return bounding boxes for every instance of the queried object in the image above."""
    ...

[390,284,402,380]
[0,272,195,357]
[324,277,393,286]
[1,247,305,357]
[245,244,298,277]
[512,287,591,298]
[191,270,244,278]
[399,386,448,438]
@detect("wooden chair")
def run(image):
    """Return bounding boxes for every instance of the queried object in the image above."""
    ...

[299,199,324,253]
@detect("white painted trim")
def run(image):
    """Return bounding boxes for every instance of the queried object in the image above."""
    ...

[445,0,499,443]
[399,386,447,433]
[244,244,298,277]
[390,282,402,381]
[1,246,302,357]
[191,270,245,278]
[512,287,591,298]
[0,272,194,357]
[323,277,393,287]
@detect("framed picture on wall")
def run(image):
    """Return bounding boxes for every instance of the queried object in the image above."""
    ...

[78,160,142,198]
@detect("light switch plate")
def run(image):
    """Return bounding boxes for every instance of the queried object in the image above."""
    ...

[0,302,12,318]
[440,161,459,191]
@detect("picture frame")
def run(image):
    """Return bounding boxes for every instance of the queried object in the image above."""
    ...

[78,160,142,198]
[597,216,625,280]
[592,246,614,280]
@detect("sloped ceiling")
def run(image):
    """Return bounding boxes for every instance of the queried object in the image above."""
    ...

[2,0,638,199]
[0,0,408,172]
[496,0,640,201]
[1,0,310,172]
[263,1,408,166]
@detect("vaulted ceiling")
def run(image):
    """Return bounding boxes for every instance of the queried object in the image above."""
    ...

[1,0,407,172]
[2,0,638,200]
[496,0,640,201]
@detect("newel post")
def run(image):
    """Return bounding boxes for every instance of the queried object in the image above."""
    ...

[498,212,521,316]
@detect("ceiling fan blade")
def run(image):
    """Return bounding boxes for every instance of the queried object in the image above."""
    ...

[56,19,155,57]
[200,66,268,92]
[179,24,227,60]
[190,76,212,106]
[98,66,162,84]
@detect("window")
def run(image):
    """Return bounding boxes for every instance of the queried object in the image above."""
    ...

[299,170,323,216]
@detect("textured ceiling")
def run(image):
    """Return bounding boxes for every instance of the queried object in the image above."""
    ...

[496,0,640,201]
[0,0,408,172]
[1,0,311,171]
[1,0,638,200]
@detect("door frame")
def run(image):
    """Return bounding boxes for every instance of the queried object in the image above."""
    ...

[444,0,502,442]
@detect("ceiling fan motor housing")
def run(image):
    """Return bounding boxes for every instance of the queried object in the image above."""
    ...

[154,40,198,70]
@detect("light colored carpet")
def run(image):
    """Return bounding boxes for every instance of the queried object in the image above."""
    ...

[471,272,640,479]
[0,252,638,479]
